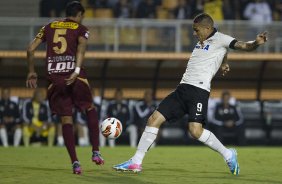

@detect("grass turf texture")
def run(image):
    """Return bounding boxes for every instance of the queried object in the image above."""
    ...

[1,146,282,184]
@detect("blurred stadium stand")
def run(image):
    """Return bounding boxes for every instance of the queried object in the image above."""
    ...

[0,0,39,17]
[237,100,266,144]
[0,8,282,145]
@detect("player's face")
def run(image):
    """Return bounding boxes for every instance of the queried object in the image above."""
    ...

[115,91,123,102]
[76,11,84,23]
[192,23,211,43]
[144,90,153,103]
[222,94,230,105]
[2,89,10,100]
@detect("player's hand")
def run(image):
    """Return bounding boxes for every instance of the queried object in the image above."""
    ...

[221,63,230,76]
[65,72,78,85]
[4,117,14,123]
[256,31,267,45]
[26,72,38,88]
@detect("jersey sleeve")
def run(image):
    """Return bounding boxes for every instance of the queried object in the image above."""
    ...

[78,25,90,40]
[218,33,236,49]
[35,26,46,42]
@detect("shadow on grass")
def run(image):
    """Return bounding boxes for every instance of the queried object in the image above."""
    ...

[195,175,282,184]
[2,164,154,184]
[80,170,156,184]
[2,164,68,172]
[150,167,282,184]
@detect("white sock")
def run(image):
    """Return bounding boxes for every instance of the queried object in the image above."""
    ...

[0,128,8,147]
[14,128,22,147]
[109,139,115,147]
[127,125,138,148]
[82,126,90,146]
[57,136,64,146]
[99,133,106,147]
[198,129,232,160]
[78,137,87,146]
[132,126,159,165]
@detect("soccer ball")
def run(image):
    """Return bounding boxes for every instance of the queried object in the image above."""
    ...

[101,117,123,139]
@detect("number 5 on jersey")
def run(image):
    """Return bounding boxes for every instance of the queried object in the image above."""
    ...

[53,29,67,54]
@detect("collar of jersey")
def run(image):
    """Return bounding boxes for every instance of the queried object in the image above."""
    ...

[206,28,217,40]
[64,18,77,23]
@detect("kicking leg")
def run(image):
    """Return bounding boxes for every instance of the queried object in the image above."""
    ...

[189,122,239,175]
[113,110,165,172]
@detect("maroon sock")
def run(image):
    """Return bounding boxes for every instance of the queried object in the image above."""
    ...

[86,108,100,152]
[62,124,78,163]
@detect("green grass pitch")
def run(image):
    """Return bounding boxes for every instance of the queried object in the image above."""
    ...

[1,146,282,184]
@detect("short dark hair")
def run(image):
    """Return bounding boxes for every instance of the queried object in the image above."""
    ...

[66,1,85,17]
[193,13,214,27]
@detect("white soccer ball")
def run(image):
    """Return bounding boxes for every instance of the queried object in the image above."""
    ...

[101,117,123,139]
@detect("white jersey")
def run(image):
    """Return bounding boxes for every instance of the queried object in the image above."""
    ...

[180,31,235,92]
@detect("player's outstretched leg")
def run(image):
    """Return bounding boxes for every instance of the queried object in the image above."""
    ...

[226,148,240,175]
[113,111,164,173]
[86,107,104,165]
[113,126,158,173]
[193,125,240,175]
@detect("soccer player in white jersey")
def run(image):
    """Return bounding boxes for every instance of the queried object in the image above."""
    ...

[113,13,267,175]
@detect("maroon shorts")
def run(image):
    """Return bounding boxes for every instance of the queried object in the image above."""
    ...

[47,77,93,116]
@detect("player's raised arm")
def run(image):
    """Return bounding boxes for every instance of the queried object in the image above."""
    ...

[234,31,268,51]
[65,36,87,85]
[26,38,42,88]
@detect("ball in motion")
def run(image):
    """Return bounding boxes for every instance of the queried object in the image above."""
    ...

[101,117,123,139]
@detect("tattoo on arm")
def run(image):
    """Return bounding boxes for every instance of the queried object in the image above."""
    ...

[234,41,259,51]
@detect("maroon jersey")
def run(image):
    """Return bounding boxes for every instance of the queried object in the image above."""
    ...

[36,18,89,84]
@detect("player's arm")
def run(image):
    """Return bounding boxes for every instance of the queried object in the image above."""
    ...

[65,36,87,85]
[220,54,230,76]
[26,38,42,88]
[234,32,267,51]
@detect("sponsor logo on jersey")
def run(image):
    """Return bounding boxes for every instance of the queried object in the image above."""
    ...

[195,44,210,51]
[47,56,76,74]
[51,21,79,29]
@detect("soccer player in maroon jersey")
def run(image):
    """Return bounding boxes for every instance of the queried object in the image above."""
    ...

[26,1,104,174]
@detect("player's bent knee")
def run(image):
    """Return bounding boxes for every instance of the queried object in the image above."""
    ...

[188,122,203,139]
[61,116,73,125]
[147,110,166,128]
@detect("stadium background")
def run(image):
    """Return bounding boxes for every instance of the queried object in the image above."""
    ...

[0,0,282,146]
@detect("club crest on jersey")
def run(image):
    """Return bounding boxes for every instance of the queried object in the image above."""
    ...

[195,44,210,51]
